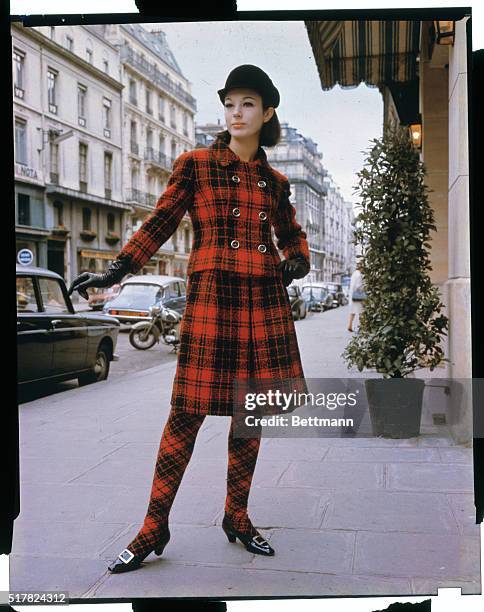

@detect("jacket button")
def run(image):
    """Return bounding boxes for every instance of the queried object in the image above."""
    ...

[231,175,240,183]
[258,244,267,253]
[232,207,241,217]
[230,239,240,249]
[258,211,267,221]
[257,180,267,188]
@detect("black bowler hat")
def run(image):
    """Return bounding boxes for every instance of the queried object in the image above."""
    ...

[217,64,280,108]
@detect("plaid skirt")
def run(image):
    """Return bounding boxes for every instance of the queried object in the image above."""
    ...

[170,269,308,416]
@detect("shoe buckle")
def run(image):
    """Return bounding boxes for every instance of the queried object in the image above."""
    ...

[118,548,135,564]
[253,535,269,547]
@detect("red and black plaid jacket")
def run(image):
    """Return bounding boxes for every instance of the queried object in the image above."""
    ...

[116,137,311,276]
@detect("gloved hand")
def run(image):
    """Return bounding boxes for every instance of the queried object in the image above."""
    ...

[68,254,132,300]
[276,256,310,287]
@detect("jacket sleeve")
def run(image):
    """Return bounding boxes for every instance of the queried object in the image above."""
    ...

[114,151,195,274]
[272,180,311,274]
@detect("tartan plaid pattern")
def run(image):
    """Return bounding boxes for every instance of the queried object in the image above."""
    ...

[123,409,264,558]
[115,136,310,276]
[124,410,206,557]
[224,417,262,535]
[170,269,309,416]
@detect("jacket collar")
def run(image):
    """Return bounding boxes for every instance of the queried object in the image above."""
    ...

[209,136,269,168]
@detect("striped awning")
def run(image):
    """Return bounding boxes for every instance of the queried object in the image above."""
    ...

[304,20,421,90]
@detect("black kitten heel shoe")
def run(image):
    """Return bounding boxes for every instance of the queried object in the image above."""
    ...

[222,514,275,556]
[107,528,171,574]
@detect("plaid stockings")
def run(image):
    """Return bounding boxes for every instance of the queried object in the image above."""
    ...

[124,409,263,558]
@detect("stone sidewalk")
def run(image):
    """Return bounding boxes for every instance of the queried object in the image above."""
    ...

[10,304,481,600]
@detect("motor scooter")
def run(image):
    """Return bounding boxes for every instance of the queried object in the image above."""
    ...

[129,304,181,352]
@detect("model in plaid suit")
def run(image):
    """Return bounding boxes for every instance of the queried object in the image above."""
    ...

[69,65,311,573]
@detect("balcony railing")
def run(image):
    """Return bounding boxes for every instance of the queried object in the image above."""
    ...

[120,44,197,112]
[126,189,157,207]
[144,147,173,171]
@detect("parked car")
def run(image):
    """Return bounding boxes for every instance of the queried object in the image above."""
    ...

[88,284,122,311]
[103,275,186,326]
[326,282,348,307]
[17,264,120,386]
[301,284,334,312]
[286,284,307,320]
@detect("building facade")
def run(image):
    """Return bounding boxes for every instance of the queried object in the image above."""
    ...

[322,173,352,282]
[101,23,197,278]
[13,22,129,283]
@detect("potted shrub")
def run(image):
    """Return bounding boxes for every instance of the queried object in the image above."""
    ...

[105,231,121,245]
[342,123,449,438]
[80,229,97,241]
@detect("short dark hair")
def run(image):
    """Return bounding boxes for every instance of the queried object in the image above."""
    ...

[215,107,281,148]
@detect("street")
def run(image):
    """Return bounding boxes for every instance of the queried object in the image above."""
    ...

[11,303,480,600]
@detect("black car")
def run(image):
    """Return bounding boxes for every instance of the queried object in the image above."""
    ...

[17,264,120,386]
[301,284,334,312]
[286,284,307,320]
[326,282,348,307]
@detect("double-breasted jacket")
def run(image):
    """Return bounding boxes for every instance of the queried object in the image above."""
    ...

[115,137,310,277]
[116,136,310,416]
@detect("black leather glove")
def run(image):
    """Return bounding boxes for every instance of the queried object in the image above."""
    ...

[276,256,310,287]
[68,254,132,300]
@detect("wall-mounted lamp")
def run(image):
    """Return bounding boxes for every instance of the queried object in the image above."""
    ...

[408,119,422,150]
[434,20,455,45]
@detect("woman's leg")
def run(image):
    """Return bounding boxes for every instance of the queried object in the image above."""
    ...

[124,409,206,556]
[224,417,262,536]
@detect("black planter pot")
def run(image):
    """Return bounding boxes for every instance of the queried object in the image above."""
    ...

[364,378,426,438]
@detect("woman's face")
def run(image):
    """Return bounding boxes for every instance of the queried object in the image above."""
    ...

[223,88,274,140]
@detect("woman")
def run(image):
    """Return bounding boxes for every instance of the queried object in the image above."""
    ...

[347,262,365,332]
[69,64,311,573]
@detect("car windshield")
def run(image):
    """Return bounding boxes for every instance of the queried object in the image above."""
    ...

[287,287,298,297]
[109,283,164,309]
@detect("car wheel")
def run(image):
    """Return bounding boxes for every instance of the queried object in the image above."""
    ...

[78,344,110,386]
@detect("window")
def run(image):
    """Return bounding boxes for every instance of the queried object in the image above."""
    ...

[79,142,88,190]
[53,201,63,226]
[146,128,153,152]
[49,141,59,183]
[17,193,30,225]
[183,112,188,136]
[78,84,87,126]
[38,277,69,314]
[16,276,39,313]
[103,98,111,137]
[104,152,112,197]
[47,69,57,113]
[50,26,55,41]
[82,207,91,230]
[15,118,27,164]
[107,212,115,232]
[130,121,138,154]
[158,95,165,121]
[65,35,73,51]
[146,87,152,114]
[86,48,93,64]
[129,79,137,105]
[131,167,139,190]
[171,140,176,161]
[13,49,24,98]
[103,59,109,74]
[184,227,190,253]
[170,104,176,128]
